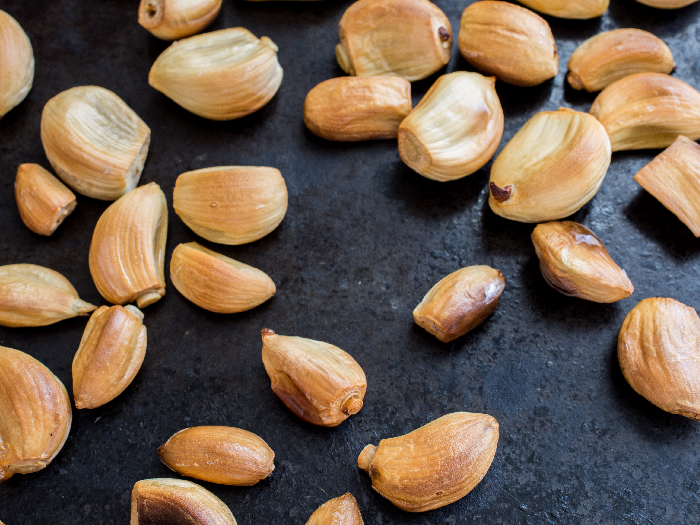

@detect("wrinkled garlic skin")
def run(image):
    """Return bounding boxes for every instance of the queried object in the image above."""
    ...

[41,86,151,201]
[489,108,611,222]
[398,72,503,182]
[336,0,452,82]
[89,183,168,309]
[261,329,367,427]
[138,0,222,40]
[0,10,33,117]
[567,29,675,93]
[516,0,609,18]
[304,77,412,141]
[358,412,498,512]
[532,222,634,303]
[131,478,238,525]
[458,1,558,87]
[0,346,71,483]
[636,0,698,7]
[590,73,700,152]
[0,264,96,328]
[158,426,275,486]
[413,266,506,343]
[173,167,288,245]
[306,493,364,525]
[15,163,77,236]
[149,28,283,121]
[634,136,700,237]
[618,298,700,421]
[73,305,147,410]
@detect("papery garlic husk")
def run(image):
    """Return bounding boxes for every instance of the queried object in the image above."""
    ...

[516,0,609,18]
[489,108,611,222]
[398,72,503,182]
[567,29,675,92]
[590,73,700,151]
[72,305,147,409]
[89,182,168,308]
[0,10,34,117]
[138,0,222,40]
[0,264,96,327]
[149,27,283,121]
[304,77,412,141]
[458,1,558,87]
[173,167,288,245]
[41,86,151,201]
[358,412,498,512]
[0,346,72,482]
[336,0,452,82]
[532,221,634,303]
[158,426,275,486]
[413,266,506,343]
[618,298,700,420]
[306,493,364,525]
[15,163,77,236]
[261,329,367,427]
[131,478,237,525]
[635,0,699,8]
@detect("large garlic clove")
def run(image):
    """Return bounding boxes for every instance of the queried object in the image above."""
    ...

[261,329,367,427]
[149,27,283,121]
[516,0,608,19]
[89,182,168,309]
[0,10,34,117]
[138,0,222,41]
[398,72,503,182]
[489,108,611,222]
[306,493,364,525]
[635,0,699,7]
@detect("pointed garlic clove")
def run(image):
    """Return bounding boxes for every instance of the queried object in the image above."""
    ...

[0,346,71,483]
[516,0,608,18]
[89,183,168,309]
[635,0,698,7]
[489,108,611,222]
[306,493,364,525]
[336,0,452,82]
[358,412,498,512]
[131,478,237,525]
[15,163,77,236]
[138,0,222,41]
[261,329,367,427]
[458,2,558,87]
[173,167,287,245]
[398,72,503,182]
[149,27,283,121]
[158,426,275,486]
[0,10,34,118]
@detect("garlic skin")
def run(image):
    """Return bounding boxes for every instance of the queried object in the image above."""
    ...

[306,493,364,525]
[516,0,609,18]
[635,0,698,7]
[0,10,33,118]
[15,164,77,236]
[138,0,222,41]
[398,72,503,182]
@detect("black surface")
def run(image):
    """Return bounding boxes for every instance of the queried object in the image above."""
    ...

[1,0,700,523]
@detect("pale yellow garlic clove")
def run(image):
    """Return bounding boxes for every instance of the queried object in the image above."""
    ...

[149,28,283,121]
[0,10,33,117]
[138,0,222,41]
[89,183,168,309]
[336,0,452,82]
[261,329,367,427]
[489,108,611,222]
[306,493,364,525]
[0,346,72,483]
[15,163,76,236]
[398,72,503,182]
[635,0,698,7]
[516,0,608,18]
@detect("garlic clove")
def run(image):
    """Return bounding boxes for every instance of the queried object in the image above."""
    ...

[138,0,222,41]
[306,493,364,525]
[0,10,33,117]
[15,163,76,236]
[635,0,698,7]
[516,0,608,19]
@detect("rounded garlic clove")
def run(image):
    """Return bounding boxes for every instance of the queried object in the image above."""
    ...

[306,493,364,525]
[635,0,698,7]
[138,0,222,41]
[0,10,33,118]
[516,0,609,19]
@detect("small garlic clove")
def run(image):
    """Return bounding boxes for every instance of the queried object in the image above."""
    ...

[516,0,609,19]
[138,0,222,41]
[635,0,698,7]
[0,10,33,117]
[306,493,364,525]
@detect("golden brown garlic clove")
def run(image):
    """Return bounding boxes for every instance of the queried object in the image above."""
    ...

[15,163,76,236]
[635,0,698,7]
[516,0,608,18]
[138,0,222,41]
[0,10,33,117]
[306,493,364,525]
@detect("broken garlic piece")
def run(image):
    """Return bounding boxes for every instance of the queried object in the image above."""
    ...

[15,163,76,236]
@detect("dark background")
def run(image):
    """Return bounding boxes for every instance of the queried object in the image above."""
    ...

[1,0,700,523]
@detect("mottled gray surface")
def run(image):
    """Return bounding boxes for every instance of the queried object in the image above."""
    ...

[1,0,700,523]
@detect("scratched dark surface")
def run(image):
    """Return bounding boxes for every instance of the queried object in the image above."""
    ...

[1,0,700,523]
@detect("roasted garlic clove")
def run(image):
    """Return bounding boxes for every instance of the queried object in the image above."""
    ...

[336,0,452,82]
[567,29,675,92]
[261,329,367,427]
[158,426,275,486]
[304,77,412,141]
[516,0,608,18]
[89,183,168,308]
[590,73,700,151]
[398,72,503,182]
[15,163,76,236]
[149,27,283,121]
[413,266,505,343]
[306,493,364,525]
[0,10,34,117]
[489,108,611,222]
[173,167,287,245]
[458,1,558,87]
[0,346,71,482]
[138,0,222,40]
[635,0,699,8]
[618,298,700,420]
[41,86,151,201]
[131,478,237,525]
[532,221,633,303]
[358,412,498,512]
